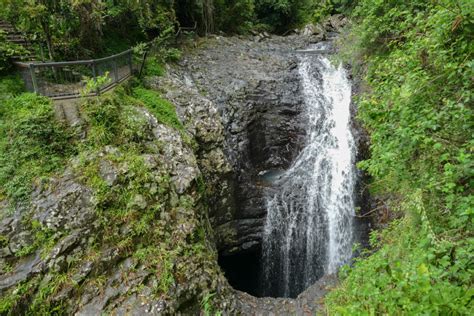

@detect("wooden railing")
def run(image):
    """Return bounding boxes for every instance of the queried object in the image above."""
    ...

[14,49,136,100]
[14,24,198,100]
[175,22,198,38]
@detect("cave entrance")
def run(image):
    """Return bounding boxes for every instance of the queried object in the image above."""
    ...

[218,249,263,297]
[217,214,371,299]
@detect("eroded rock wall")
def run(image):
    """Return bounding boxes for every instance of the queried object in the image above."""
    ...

[175,35,315,255]
[0,88,236,314]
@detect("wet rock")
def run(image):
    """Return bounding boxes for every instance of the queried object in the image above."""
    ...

[174,35,311,254]
[328,14,348,32]
[0,170,96,294]
[72,261,94,284]
[8,231,33,254]
[54,100,83,127]
[302,23,326,37]
[233,274,338,315]
[54,100,85,138]
[129,194,147,210]
[0,252,43,290]
[145,72,235,247]
[31,172,95,231]
[46,232,81,262]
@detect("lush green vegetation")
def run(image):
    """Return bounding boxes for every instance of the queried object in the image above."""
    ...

[0,92,77,205]
[0,0,353,67]
[0,30,28,71]
[132,86,184,131]
[1,0,472,314]
[0,74,24,99]
[326,0,473,314]
[0,78,221,313]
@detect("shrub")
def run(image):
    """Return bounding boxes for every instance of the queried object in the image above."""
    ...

[0,31,28,72]
[0,93,76,203]
[326,0,474,313]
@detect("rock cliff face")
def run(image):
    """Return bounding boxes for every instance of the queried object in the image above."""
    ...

[170,15,369,261]
[0,87,235,314]
[175,35,314,255]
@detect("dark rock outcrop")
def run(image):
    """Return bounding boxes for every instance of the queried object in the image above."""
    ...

[0,172,96,292]
[234,274,338,314]
[0,101,234,314]
[175,35,314,255]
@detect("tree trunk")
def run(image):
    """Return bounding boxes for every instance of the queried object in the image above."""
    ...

[41,20,54,61]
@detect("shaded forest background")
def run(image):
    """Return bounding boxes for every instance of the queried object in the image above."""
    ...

[0,0,354,62]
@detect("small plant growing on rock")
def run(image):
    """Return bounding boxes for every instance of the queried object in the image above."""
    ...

[81,72,111,97]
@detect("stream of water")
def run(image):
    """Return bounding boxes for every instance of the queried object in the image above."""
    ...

[261,42,356,298]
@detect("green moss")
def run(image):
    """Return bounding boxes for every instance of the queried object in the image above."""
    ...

[15,219,56,258]
[132,86,184,131]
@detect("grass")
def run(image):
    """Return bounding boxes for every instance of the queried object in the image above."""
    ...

[0,75,24,100]
[132,86,184,131]
[0,74,222,314]
[143,56,166,77]
[0,93,77,206]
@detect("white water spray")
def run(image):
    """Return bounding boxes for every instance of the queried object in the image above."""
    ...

[262,42,356,297]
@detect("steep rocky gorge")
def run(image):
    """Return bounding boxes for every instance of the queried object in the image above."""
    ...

[0,83,235,314]
[175,34,310,257]
[0,15,370,314]
[168,16,370,299]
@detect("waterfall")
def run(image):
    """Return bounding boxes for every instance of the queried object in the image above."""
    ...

[261,42,356,298]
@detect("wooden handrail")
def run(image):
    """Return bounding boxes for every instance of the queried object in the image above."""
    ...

[14,48,133,68]
[175,22,197,37]
[14,48,137,99]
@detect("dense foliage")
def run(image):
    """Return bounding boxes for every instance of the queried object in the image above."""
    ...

[1,0,471,314]
[326,0,473,313]
[0,0,354,63]
[0,93,76,204]
[0,31,28,72]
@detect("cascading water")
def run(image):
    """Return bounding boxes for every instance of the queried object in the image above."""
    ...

[261,42,356,298]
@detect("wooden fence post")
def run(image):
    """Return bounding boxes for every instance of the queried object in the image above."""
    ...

[128,51,133,74]
[29,63,38,94]
[113,58,119,83]
[91,61,100,96]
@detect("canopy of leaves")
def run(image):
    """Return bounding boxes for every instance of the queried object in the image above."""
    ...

[0,0,175,60]
[0,0,357,63]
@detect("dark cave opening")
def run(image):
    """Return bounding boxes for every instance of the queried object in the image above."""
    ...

[217,214,371,299]
[218,250,262,297]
